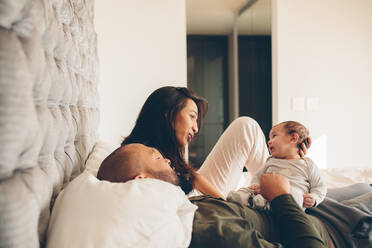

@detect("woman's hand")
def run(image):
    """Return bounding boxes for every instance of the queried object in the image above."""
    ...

[299,137,312,158]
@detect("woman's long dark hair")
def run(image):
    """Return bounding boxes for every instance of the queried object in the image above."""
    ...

[121,86,208,194]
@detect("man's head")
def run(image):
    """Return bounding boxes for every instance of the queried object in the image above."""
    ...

[97,143,179,185]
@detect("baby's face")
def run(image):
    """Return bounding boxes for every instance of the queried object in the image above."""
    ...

[267,124,296,159]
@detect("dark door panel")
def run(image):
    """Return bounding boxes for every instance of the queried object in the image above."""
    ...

[187,36,228,168]
[238,36,272,141]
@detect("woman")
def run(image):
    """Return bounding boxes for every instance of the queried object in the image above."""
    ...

[122,86,309,198]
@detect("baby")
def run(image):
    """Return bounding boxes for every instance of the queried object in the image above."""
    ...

[227,121,327,210]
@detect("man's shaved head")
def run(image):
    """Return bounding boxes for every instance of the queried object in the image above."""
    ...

[97,144,145,183]
[97,143,179,186]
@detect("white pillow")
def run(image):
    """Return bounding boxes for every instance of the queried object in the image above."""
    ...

[84,141,116,175]
[46,171,197,248]
[321,167,372,188]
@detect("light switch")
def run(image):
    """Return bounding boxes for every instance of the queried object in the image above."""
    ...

[306,97,319,111]
[291,97,305,111]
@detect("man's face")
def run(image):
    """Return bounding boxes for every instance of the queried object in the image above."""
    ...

[140,146,179,186]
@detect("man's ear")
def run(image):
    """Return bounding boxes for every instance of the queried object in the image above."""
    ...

[134,173,153,180]
[134,173,148,179]
[291,133,300,143]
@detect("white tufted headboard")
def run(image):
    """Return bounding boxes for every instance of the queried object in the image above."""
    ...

[0,0,99,247]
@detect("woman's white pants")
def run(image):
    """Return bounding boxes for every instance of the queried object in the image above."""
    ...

[196,117,269,197]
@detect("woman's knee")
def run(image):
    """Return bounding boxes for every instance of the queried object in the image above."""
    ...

[224,117,267,147]
[230,116,261,133]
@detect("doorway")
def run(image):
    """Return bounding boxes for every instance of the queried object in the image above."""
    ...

[186,35,272,167]
[238,35,272,140]
[187,35,229,168]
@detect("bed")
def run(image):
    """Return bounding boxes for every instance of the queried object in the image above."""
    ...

[0,1,371,248]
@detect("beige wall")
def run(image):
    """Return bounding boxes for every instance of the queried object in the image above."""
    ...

[95,0,187,146]
[272,0,372,168]
[95,0,372,168]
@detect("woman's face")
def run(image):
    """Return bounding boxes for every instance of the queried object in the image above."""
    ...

[173,99,199,147]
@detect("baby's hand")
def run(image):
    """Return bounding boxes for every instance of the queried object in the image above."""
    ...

[303,193,315,208]
[248,184,260,194]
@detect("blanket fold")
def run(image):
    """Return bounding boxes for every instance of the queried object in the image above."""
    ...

[307,191,372,248]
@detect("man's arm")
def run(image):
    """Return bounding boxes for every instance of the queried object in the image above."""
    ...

[271,194,327,248]
[261,173,328,248]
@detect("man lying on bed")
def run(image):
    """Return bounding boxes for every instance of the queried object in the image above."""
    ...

[98,143,372,248]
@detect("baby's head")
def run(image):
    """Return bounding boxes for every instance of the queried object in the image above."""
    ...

[268,121,309,159]
[97,143,179,186]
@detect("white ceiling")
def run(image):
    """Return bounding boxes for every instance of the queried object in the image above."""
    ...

[186,0,272,35]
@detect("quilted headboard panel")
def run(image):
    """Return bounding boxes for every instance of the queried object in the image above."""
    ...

[0,0,99,247]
